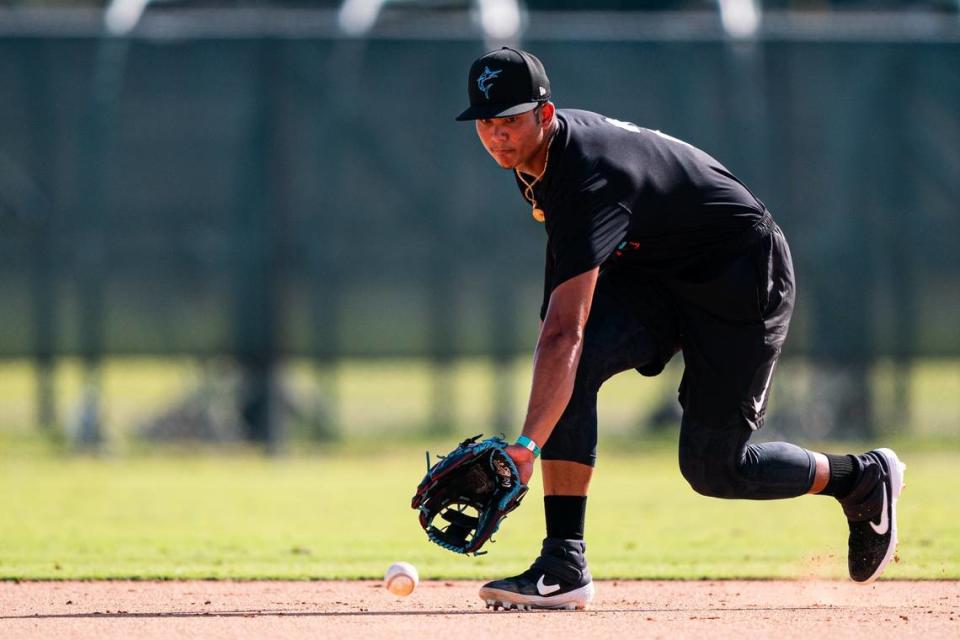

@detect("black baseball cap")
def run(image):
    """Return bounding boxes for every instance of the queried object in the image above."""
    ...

[455,47,551,121]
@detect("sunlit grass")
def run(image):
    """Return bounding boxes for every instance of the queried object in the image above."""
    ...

[0,444,955,580]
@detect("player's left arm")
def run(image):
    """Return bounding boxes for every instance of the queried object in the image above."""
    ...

[506,266,599,484]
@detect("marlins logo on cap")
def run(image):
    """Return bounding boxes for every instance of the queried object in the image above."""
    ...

[476,67,502,100]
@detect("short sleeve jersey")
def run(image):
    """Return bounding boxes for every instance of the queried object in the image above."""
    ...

[517,109,769,319]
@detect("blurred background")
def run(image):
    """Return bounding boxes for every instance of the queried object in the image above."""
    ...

[1,0,958,455]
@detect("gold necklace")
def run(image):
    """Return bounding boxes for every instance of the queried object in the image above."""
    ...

[515,132,556,223]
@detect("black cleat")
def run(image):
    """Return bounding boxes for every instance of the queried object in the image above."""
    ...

[479,538,595,610]
[840,448,906,583]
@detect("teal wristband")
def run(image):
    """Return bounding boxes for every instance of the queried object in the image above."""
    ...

[516,435,541,458]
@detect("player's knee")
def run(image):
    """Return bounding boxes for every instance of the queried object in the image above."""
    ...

[541,343,606,467]
[541,428,597,467]
[682,462,743,499]
[678,429,746,499]
[678,449,723,497]
[573,342,608,394]
[543,390,598,466]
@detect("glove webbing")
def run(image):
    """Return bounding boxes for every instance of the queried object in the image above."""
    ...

[441,508,479,529]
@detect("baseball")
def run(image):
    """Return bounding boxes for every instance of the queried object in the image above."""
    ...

[384,561,419,596]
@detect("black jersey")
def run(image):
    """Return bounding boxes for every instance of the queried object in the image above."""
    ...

[518,109,771,318]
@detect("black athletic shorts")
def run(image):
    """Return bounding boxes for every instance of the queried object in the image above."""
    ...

[591,215,795,430]
[667,218,795,430]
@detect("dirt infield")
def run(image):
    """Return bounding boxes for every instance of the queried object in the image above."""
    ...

[1,580,957,639]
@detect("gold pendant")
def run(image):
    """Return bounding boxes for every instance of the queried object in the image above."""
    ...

[532,207,546,223]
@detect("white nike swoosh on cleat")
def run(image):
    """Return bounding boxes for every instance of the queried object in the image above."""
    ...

[536,575,561,596]
[870,484,889,535]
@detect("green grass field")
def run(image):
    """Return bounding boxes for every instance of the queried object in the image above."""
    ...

[1,442,957,581]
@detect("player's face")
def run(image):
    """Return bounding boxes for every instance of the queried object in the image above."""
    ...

[475,109,546,170]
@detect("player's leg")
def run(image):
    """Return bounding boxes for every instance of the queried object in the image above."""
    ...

[677,411,905,582]
[480,271,678,610]
[676,225,904,582]
[678,412,815,499]
[758,223,905,583]
[674,224,816,499]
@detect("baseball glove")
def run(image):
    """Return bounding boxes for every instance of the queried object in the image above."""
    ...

[411,435,528,555]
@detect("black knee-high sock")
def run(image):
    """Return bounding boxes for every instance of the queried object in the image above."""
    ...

[544,495,587,540]
[819,454,859,499]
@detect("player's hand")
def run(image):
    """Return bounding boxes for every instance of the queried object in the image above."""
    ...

[505,443,535,486]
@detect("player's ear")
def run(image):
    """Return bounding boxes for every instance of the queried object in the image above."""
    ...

[540,101,556,128]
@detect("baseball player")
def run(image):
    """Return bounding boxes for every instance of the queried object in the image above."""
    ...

[455,48,905,610]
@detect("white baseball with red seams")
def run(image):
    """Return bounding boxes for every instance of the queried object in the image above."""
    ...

[384,562,419,596]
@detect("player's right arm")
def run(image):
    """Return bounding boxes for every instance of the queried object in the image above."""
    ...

[505,267,599,484]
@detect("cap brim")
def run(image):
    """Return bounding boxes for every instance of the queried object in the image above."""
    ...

[455,101,540,121]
